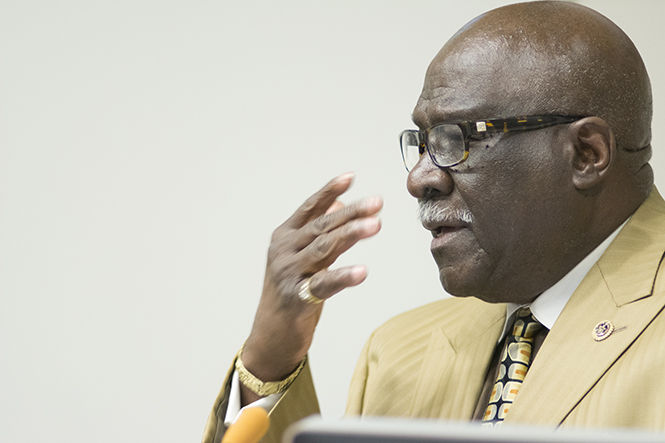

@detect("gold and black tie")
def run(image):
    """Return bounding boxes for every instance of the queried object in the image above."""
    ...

[482,308,543,426]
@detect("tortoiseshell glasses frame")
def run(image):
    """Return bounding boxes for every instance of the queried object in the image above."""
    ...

[400,114,585,171]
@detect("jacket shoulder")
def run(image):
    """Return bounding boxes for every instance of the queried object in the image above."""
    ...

[369,296,505,351]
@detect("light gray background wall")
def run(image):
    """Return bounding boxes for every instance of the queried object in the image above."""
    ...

[1,1,662,442]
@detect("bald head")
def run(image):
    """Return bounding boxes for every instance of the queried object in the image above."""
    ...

[418,1,652,166]
[407,2,655,303]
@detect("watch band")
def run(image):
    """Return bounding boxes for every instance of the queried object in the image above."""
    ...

[235,346,306,396]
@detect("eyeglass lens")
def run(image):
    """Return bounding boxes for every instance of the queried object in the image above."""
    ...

[401,125,466,171]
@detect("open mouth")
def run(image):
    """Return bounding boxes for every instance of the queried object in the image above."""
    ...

[432,226,465,238]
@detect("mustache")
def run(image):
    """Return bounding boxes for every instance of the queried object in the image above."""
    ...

[418,199,474,225]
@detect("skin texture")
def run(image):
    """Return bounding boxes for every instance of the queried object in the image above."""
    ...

[238,1,653,405]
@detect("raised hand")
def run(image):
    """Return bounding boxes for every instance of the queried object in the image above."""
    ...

[239,172,383,404]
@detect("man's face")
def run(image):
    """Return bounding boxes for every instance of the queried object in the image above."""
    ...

[407,43,583,304]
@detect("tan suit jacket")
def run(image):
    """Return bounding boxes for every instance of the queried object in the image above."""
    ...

[203,188,665,443]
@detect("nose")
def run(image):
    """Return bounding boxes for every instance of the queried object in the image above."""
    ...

[406,153,455,199]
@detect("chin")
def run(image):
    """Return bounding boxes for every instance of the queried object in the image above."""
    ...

[439,270,506,303]
[439,271,479,298]
[432,243,501,301]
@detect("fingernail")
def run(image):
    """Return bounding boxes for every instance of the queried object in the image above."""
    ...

[361,218,380,230]
[364,196,383,209]
[351,265,367,280]
[334,172,355,184]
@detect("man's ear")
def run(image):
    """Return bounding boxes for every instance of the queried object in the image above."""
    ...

[567,116,616,190]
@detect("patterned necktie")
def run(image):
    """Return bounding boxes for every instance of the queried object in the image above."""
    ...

[482,308,543,426]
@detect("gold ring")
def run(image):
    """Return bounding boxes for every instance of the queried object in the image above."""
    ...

[298,277,323,304]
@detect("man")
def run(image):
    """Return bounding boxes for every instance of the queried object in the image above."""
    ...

[203,2,665,442]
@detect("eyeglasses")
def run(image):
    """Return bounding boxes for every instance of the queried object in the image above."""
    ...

[399,114,584,171]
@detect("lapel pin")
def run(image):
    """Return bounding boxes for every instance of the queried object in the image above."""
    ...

[592,320,614,341]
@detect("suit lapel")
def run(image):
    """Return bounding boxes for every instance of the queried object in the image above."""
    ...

[410,299,505,419]
[506,188,665,426]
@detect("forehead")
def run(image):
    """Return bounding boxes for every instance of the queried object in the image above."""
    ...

[412,40,546,128]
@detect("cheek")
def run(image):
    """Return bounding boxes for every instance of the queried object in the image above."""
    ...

[445,132,574,299]
[459,143,568,259]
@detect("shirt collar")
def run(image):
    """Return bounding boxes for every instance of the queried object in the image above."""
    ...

[498,220,627,342]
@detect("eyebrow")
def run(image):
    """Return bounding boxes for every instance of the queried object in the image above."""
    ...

[411,101,484,130]
[411,111,471,129]
[411,106,432,129]
[411,115,426,129]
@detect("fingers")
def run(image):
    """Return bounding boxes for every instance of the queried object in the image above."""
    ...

[298,215,382,272]
[325,200,344,215]
[284,172,355,229]
[293,196,383,250]
[305,265,368,302]
[264,172,382,310]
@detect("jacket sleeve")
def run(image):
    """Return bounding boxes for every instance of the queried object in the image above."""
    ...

[202,356,320,443]
[345,335,372,416]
